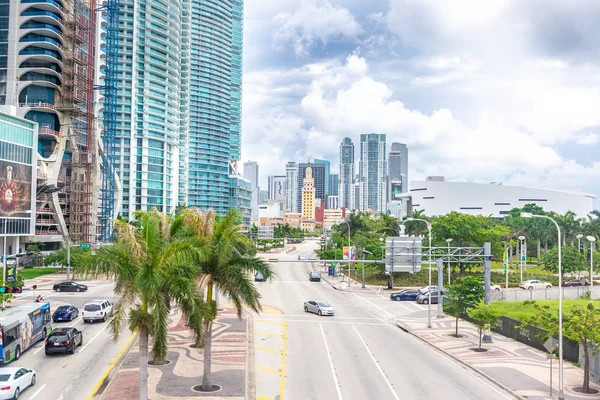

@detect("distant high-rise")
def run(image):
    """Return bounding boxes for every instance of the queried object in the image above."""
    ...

[339,138,355,209]
[301,167,316,220]
[259,190,268,205]
[314,159,330,196]
[285,162,299,213]
[359,134,387,212]
[388,143,408,193]
[268,176,286,199]
[329,174,339,197]
[298,163,326,209]
[244,161,259,219]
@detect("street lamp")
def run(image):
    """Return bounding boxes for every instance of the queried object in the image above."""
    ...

[587,236,596,293]
[406,217,433,328]
[576,233,584,253]
[361,249,372,288]
[521,212,564,400]
[445,238,453,285]
[518,235,526,282]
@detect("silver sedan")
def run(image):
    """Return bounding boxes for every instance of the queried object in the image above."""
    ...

[303,300,335,316]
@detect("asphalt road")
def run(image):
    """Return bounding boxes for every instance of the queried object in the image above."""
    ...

[6,278,129,400]
[253,241,517,400]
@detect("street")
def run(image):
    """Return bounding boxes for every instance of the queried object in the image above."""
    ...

[253,242,517,400]
[7,277,129,400]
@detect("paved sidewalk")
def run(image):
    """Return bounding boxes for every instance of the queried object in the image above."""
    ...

[396,313,600,400]
[100,307,248,400]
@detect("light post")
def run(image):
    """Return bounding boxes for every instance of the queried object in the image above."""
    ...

[518,235,526,282]
[445,238,453,285]
[576,233,583,253]
[406,217,433,328]
[521,212,564,400]
[361,249,372,289]
[587,236,596,294]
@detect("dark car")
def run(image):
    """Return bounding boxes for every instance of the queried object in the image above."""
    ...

[309,272,321,282]
[563,279,589,287]
[416,290,441,304]
[52,305,79,322]
[53,281,88,292]
[45,327,83,355]
[390,289,419,301]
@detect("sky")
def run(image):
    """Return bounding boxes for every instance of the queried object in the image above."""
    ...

[241,0,600,208]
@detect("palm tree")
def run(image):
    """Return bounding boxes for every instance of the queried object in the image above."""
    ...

[403,209,428,236]
[179,208,274,391]
[82,210,208,400]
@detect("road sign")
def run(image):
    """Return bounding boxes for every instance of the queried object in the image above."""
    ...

[5,265,16,283]
[79,243,92,249]
[544,337,557,353]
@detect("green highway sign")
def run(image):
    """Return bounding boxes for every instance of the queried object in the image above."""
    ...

[79,243,92,249]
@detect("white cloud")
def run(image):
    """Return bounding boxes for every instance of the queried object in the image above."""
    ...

[272,0,363,56]
[576,133,599,145]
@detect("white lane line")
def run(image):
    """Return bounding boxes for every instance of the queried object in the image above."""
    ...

[319,323,343,400]
[33,344,46,355]
[351,293,393,317]
[67,317,81,327]
[259,314,380,320]
[279,319,387,326]
[29,383,47,399]
[77,323,109,353]
[352,325,400,400]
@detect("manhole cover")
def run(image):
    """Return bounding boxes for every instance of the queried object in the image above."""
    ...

[148,360,172,366]
[192,384,222,393]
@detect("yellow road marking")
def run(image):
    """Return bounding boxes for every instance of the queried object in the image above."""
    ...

[256,331,284,338]
[257,395,275,400]
[85,330,138,400]
[256,365,282,375]
[255,346,283,354]
[281,320,287,400]
[255,319,285,326]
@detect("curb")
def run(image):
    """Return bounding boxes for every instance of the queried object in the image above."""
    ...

[245,312,256,400]
[88,330,139,400]
[394,322,525,400]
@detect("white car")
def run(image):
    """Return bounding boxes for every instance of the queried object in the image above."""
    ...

[419,285,438,293]
[304,301,335,316]
[0,367,36,400]
[82,300,113,323]
[519,280,553,290]
[490,284,501,291]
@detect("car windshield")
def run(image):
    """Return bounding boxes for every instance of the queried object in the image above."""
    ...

[50,334,68,340]
[56,306,70,312]
[317,302,330,307]
[84,304,101,311]
[0,374,10,382]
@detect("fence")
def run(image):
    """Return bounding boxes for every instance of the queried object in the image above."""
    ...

[492,286,600,302]
[581,345,600,382]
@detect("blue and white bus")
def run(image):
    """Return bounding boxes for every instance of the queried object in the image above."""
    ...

[0,302,52,362]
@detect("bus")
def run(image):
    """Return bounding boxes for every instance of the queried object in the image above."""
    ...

[0,302,52,362]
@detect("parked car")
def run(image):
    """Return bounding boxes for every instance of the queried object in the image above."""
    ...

[390,289,419,301]
[45,327,83,355]
[304,300,334,316]
[52,305,79,322]
[254,272,265,282]
[53,281,88,292]
[416,290,440,304]
[0,367,36,400]
[418,285,438,293]
[490,284,502,291]
[82,300,112,323]
[309,272,321,282]
[298,255,307,260]
[519,280,553,290]
[563,279,589,287]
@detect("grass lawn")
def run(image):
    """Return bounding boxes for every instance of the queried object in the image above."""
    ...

[490,299,600,322]
[19,267,62,280]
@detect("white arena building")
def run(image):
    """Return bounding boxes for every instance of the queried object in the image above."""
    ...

[404,177,596,218]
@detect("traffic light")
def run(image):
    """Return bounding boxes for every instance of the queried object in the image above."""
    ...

[0,287,22,294]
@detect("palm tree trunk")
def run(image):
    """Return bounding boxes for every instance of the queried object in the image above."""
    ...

[202,320,213,390]
[139,330,149,400]
[478,329,482,350]
[537,240,541,265]
[455,317,459,336]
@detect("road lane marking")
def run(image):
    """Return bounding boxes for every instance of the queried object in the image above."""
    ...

[256,365,282,375]
[351,292,393,317]
[78,323,110,353]
[257,395,275,400]
[85,330,138,400]
[67,317,81,327]
[352,324,401,400]
[255,320,286,326]
[319,323,343,400]
[258,314,380,320]
[256,331,284,338]
[29,383,47,399]
[255,346,283,354]
[263,319,388,326]
[280,320,287,400]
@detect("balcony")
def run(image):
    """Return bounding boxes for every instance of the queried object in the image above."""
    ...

[19,48,62,61]
[22,0,65,13]
[21,10,64,25]
[20,36,63,50]
[40,127,60,138]
[19,102,56,111]
[19,22,62,36]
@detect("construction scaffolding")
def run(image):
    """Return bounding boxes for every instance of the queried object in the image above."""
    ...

[98,0,120,242]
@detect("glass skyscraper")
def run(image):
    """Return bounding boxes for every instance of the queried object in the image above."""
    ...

[359,133,387,212]
[186,0,245,219]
